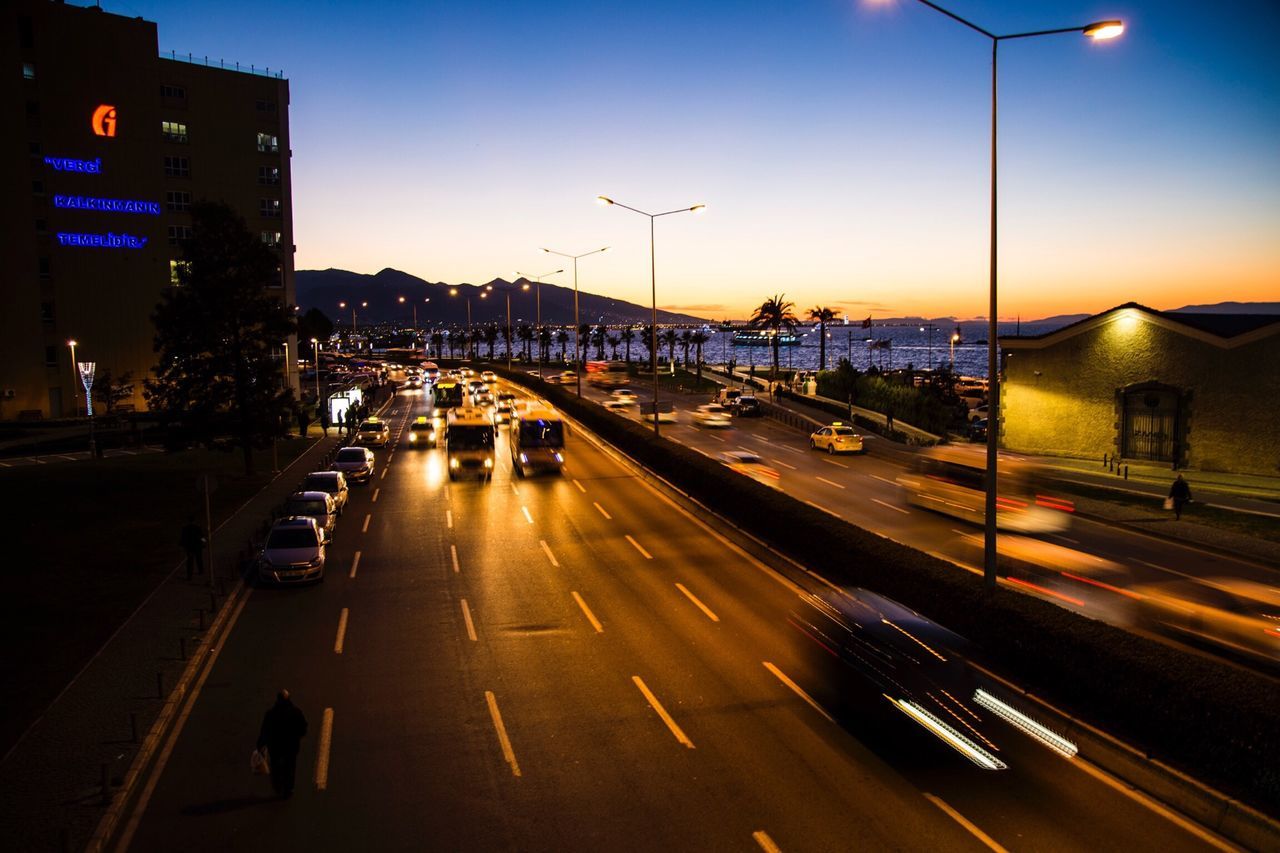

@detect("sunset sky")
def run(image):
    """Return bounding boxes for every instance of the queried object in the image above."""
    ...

[128,0,1278,320]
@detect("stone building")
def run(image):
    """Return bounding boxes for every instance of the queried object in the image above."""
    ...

[999,303,1280,476]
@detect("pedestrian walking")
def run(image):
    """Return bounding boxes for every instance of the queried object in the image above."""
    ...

[319,406,330,438]
[1168,474,1192,521]
[257,689,308,798]
[885,405,895,434]
[179,515,205,579]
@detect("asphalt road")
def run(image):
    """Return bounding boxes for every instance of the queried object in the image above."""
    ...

[123,381,1221,852]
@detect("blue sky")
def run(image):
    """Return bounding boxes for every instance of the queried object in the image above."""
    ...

[114,0,1279,319]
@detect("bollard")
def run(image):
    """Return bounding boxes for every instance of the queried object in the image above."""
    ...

[179,637,187,661]
[156,671,164,699]
[1102,453,1109,468]
[1124,465,1129,480]
[130,712,138,743]
[100,762,111,804]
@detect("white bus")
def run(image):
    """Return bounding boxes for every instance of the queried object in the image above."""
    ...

[896,445,1072,534]
[510,407,565,477]
[446,407,495,481]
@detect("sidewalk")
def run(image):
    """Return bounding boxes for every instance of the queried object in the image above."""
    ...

[1028,455,1280,510]
[0,434,338,853]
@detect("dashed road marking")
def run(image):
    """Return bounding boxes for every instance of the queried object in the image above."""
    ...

[334,608,349,653]
[315,708,334,791]
[522,506,534,525]
[821,457,849,469]
[372,488,380,503]
[540,539,560,567]
[461,599,478,642]
[753,830,783,853]
[675,583,719,622]
[572,478,587,493]
[625,535,653,560]
[572,591,603,633]
[349,551,361,579]
[593,502,612,520]
[451,544,460,574]
[872,498,910,515]
[632,676,694,749]
[362,513,371,533]
[763,661,833,723]
[923,793,1007,853]
[485,691,521,777]
[447,510,453,529]
[815,476,846,490]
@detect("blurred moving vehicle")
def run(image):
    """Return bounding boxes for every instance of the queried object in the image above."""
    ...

[404,375,423,390]
[511,407,565,477]
[355,418,390,447]
[302,471,349,514]
[716,387,744,407]
[1131,578,1280,663]
[408,416,437,447]
[897,445,1072,534]
[495,392,519,423]
[332,446,375,484]
[446,407,495,481]
[810,423,864,454]
[734,395,763,417]
[693,403,733,428]
[283,491,338,543]
[480,370,498,384]
[474,391,496,409]
[547,370,577,385]
[422,361,439,384]
[586,360,630,388]
[433,380,465,417]
[467,379,486,395]
[719,450,780,488]
[258,516,326,585]
[610,388,639,406]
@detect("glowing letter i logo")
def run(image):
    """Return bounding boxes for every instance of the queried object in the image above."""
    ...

[91,104,117,137]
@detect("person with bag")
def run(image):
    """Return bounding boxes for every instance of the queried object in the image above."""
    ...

[256,689,308,798]
[1167,474,1192,521]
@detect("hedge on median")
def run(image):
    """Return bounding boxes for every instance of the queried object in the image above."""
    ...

[490,362,1280,815]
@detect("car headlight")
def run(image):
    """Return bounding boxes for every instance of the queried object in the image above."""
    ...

[308,556,323,567]
[519,453,528,464]
[409,433,417,442]
[483,458,493,468]
[450,458,460,468]
[553,452,563,462]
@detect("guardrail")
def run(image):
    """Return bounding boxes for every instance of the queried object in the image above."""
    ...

[160,50,284,79]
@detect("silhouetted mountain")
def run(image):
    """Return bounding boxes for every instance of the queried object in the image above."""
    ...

[296,268,705,326]
[1169,301,1280,315]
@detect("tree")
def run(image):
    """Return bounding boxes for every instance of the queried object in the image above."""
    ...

[659,328,678,368]
[430,331,444,359]
[808,306,837,371]
[679,329,693,365]
[578,323,591,366]
[518,324,534,361]
[297,307,334,350]
[608,334,621,360]
[593,327,607,360]
[556,329,570,361]
[749,294,799,378]
[621,327,636,363]
[146,201,296,474]
[484,324,499,360]
[92,368,136,415]
[640,324,656,370]
[690,330,708,387]
[538,327,553,363]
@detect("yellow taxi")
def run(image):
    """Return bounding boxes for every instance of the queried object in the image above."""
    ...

[407,416,437,448]
[809,422,864,455]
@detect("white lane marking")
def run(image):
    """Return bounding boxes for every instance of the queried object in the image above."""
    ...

[572,591,604,633]
[315,708,334,791]
[349,551,361,579]
[769,457,798,470]
[381,467,389,479]
[461,599,478,642]
[803,500,841,519]
[447,509,453,529]
[872,498,910,515]
[821,457,849,469]
[362,513,371,533]
[451,544,460,574]
[923,793,1006,853]
[632,676,694,749]
[511,482,520,496]
[815,476,846,490]
[870,474,896,486]
[521,506,534,525]
[751,435,770,443]
[372,488,380,503]
[952,529,970,537]
[540,539,560,568]
[1134,558,1199,581]
[776,445,803,455]
[763,662,834,723]
[334,608,349,654]
[625,535,653,560]
[706,433,726,443]
[675,583,720,622]
[753,830,783,853]
[485,691,521,777]
[572,478,587,493]
[1052,534,1081,545]
[593,501,612,520]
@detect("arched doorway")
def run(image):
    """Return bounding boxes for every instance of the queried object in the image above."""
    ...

[1120,384,1184,464]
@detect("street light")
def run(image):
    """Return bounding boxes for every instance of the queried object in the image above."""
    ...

[597,195,706,435]
[919,322,936,371]
[879,1,1123,589]
[514,269,563,380]
[542,246,610,396]
[338,301,367,346]
[449,288,487,360]
[950,331,961,372]
[66,339,79,417]
[311,337,322,404]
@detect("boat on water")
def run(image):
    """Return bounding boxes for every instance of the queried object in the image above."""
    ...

[732,330,800,347]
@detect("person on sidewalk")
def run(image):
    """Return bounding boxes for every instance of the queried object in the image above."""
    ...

[179,516,206,579]
[1168,475,1192,521]
[257,689,308,798]
[318,405,330,438]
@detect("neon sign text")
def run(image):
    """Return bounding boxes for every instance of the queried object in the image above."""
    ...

[54,195,161,215]
[91,104,118,137]
[44,156,102,173]
[57,232,149,249]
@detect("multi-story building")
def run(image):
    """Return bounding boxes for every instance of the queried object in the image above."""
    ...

[2,0,295,418]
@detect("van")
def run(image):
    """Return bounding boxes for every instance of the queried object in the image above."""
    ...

[446,407,495,481]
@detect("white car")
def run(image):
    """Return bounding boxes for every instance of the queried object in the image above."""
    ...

[283,491,338,543]
[693,403,732,428]
[610,388,639,406]
[258,516,326,584]
[302,471,349,514]
[332,446,375,484]
[481,370,498,383]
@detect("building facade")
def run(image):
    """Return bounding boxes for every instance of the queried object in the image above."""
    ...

[1000,304,1280,476]
[2,0,295,418]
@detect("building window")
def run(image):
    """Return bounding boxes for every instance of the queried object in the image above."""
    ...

[38,257,50,278]
[257,165,281,185]
[40,302,54,324]
[163,156,190,178]
[259,198,281,218]
[256,132,279,153]
[261,231,282,247]
[45,345,58,368]
[32,179,44,194]
[23,62,36,80]
[165,190,192,212]
[255,99,277,112]
[167,225,193,246]
[161,83,186,99]
[169,259,190,286]
[161,120,188,143]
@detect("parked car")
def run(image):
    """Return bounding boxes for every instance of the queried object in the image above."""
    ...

[734,395,763,417]
[332,446,375,484]
[283,491,338,542]
[693,403,733,428]
[810,423,864,454]
[355,418,390,447]
[258,516,326,585]
[302,471,349,514]
[968,418,988,442]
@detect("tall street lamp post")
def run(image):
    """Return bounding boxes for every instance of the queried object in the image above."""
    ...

[541,246,609,397]
[514,269,563,381]
[596,196,705,435]
[448,288,480,360]
[66,338,79,417]
[881,0,1123,589]
[338,300,367,349]
[494,282,530,371]
[311,337,322,405]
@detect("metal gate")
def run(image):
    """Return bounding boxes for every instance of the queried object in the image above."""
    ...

[1122,388,1179,462]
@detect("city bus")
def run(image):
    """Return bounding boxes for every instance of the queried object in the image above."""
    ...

[586,360,630,388]
[421,361,439,384]
[896,445,1073,534]
[510,407,565,477]
[431,380,465,418]
[445,407,495,481]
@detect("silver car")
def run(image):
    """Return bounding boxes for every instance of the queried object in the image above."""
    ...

[258,517,326,584]
[284,490,338,542]
[332,446,375,484]
[302,471,349,514]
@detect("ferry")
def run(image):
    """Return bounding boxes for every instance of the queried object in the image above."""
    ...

[732,330,799,347]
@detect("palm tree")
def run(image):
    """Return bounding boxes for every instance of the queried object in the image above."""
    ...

[430,331,444,359]
[749,294,800,378]
[501,324,512,360]
[538,327,553,363]
[556,329,569,362]
[484,324,499,360]
[640,324,656,370]
[660,328,679,370]
[621,327,636,363]
[517,324,534,361]
[608,334,621,360]
[691,330,708,387]
[808,306,837,371]
[679,329,693,366]
[577,323,591,367]
[593,327,607,360]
